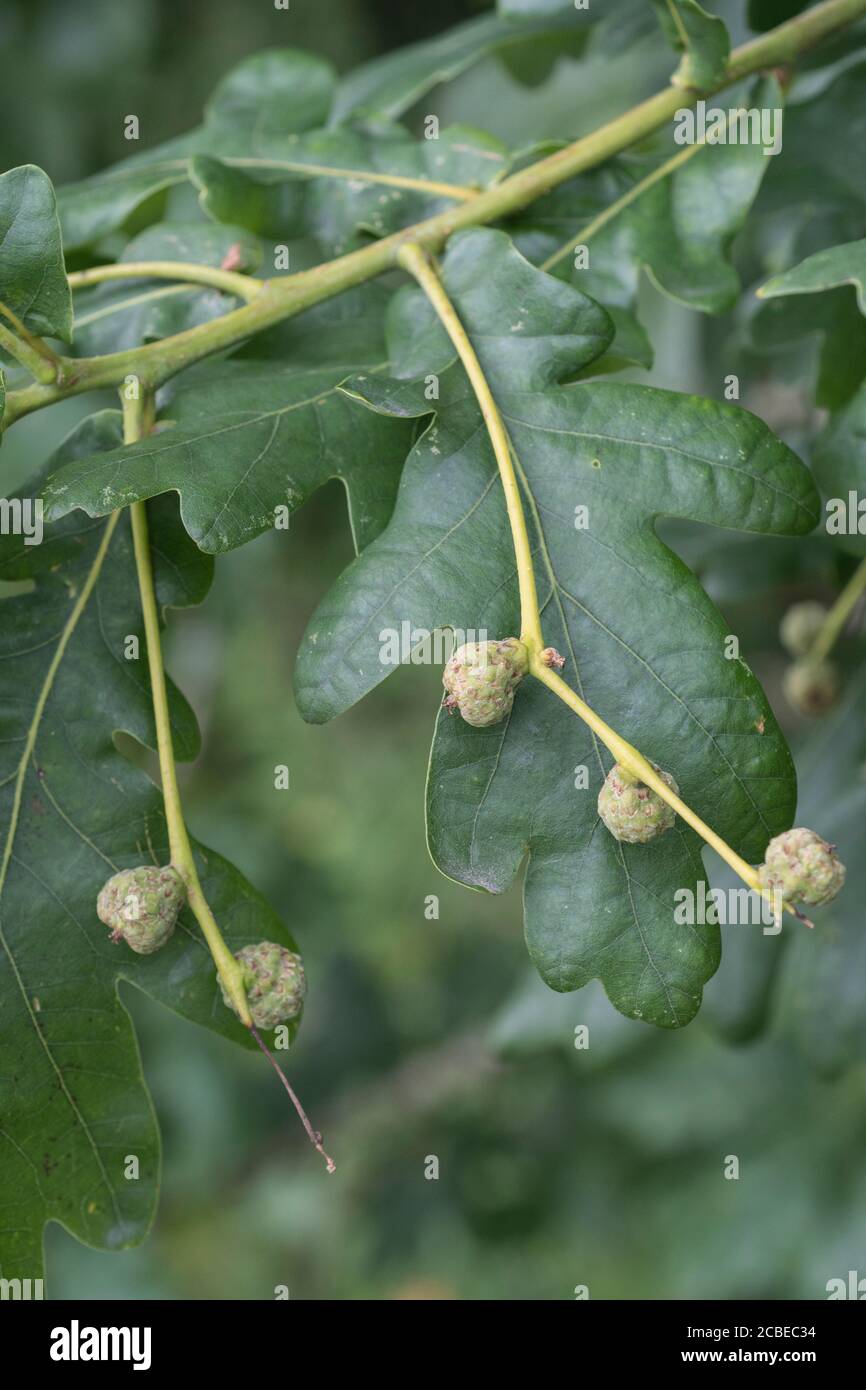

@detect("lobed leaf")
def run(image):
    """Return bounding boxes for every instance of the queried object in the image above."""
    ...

[42,285,416,554]
[293,228,818,1028]
[0,415,302,1282]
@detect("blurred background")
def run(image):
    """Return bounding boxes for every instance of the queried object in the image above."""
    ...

[2,0,865,1300]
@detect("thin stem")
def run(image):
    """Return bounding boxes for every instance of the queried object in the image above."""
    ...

[5,0,864,428]
[0,319,58,384]
[123,387,252,1026]
[401,241,801,924]
[0,301,60,384]
[250,1025,336,1173]
[68,260,263,303]
[541,142,701,273]
[809,556,866,664]
[531,661,767,894]
[124,388,335,1166]
[542,104,746,274]
[397,242,543,649]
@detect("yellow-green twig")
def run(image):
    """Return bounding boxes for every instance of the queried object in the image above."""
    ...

[68,260,263,303]
[122,388,251,1025]
[0,300,60,384]
[124,387,335,1166]
[809,556,866,664]
[7,0,864,428]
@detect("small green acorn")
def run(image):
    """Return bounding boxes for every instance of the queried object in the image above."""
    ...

[779,600,827,658]
[220,941,307,1029]
[597,762,678,844]
[782,658,838,716]
[442,638,529,727]
[758,827,845,906]
[97,864,185,954]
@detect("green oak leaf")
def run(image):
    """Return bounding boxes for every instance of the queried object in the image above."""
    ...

[741,67,866,408]
[742,280,866,413]
[329,9,594,125]
[41,286,416,554]
[70,221,262,358]
[192,124,508,254]
[0,166,73,342]
[653,0,730,90]
[750,239,866,409]
[0,413,302,1283]
[57,158,191,255]
[758,238,866,316]
[56,50,336,251]
[292,228,818,1028]
[758,61,866,242]
[190,155,306,240]
[202,49,335,147]
[512,77,781,352]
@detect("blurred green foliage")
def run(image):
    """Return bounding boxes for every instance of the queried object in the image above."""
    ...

[2,0,865,1299]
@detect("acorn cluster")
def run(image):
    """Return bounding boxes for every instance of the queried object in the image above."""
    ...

[96,868,305,1028]
[779,601,838,717]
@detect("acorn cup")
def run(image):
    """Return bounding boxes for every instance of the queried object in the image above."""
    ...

[219,941,307,1029]
[758,828,846,908]
[442,638,529,727]
[779,601,828,658]
[782,658,839,717]
[597,762,679,844]
[97,864,186,954]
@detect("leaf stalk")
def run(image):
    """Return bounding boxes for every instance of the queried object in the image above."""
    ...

[809,556,866,664]
[122,387,252,1026]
